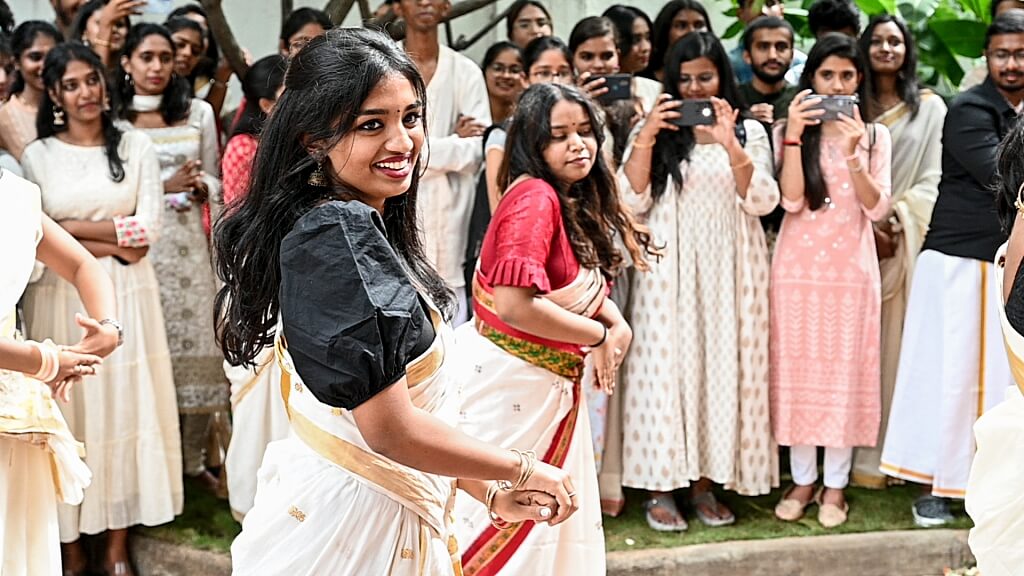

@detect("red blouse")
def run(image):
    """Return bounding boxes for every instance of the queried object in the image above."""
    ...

[475,177,584,354]
[478,177,579,292]
[221,133,259,208]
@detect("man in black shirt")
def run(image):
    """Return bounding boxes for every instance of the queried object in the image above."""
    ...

[880,12,1024,528]
[738,16,798,125]
[738,17,798,246]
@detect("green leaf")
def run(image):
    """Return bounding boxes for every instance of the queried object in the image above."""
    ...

[855,0,897,14]
[722,20,745,40]
[929,19,988,57]
[956,0,989,21]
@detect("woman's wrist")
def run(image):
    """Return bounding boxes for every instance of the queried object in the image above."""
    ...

[590,323,608,348]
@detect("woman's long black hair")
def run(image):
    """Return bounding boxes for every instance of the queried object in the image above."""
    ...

[649,32,747,202]
[499,83,657,279]
[996,116,1024,233]
[230,54,286,139]
[215,27,453,368]
[644,0,712,80]
[37,43,124,181]
[10,21,63,96]
[859,14,920,118]
[111,24,192,125]
[797,33,873,211]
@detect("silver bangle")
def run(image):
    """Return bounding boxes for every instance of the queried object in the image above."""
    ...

[99,318,124,346]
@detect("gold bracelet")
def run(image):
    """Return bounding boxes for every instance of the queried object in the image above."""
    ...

[89,36,111,48]
[632,138,656,149]
[485,482,514,530]
[730,157,753,170]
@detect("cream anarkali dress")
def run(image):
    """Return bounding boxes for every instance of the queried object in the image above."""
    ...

[21,133,183,539]
[852,92,945,488]
[231,312,461,575]
[966,242,1024,575]
[620,119,780,496]
[0,171,91,576]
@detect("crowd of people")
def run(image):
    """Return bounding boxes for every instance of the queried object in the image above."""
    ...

[1,0,1023,574]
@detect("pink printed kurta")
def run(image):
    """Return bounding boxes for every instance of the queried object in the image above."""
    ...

[770,127,893,448]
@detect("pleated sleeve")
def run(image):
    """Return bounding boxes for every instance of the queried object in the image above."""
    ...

[279,200,427,410]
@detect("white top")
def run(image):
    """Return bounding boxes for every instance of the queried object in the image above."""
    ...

[414,43,492,287]
[21,131,163,247]
[0,169,42,312]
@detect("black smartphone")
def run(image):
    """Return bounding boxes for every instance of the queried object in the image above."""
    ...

[668,99,715,127]
[594,74,632,103]
[805,94,858,121]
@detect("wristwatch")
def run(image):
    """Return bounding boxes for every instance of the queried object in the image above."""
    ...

[99,318,124,347]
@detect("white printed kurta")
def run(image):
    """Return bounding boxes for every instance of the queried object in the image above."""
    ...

[121,99,226,414]
[620,119,780,495]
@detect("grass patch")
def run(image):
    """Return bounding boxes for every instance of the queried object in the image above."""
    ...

[137,477,240,554]
[140,479,972,555]
[603,486,972,552]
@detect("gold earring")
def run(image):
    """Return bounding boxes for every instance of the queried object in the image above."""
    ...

[308,161,326,187]
[1015,180,1024,216]
[52,106,65,126]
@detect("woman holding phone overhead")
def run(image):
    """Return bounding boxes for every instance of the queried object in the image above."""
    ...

[619,31,779,532]
[770,33,891,528]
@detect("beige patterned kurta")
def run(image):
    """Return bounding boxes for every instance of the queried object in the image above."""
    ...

[120,100,226,414]
[619,119,780,495]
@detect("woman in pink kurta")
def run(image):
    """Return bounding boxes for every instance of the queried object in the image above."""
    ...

[769,34,892,529]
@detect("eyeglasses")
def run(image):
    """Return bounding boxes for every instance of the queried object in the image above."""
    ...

[530,69,571,81]
[489,63,524,76]
[989,49,1024,65]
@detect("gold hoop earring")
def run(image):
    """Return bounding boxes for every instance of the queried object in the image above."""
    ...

[308,161,327,187]
[1015,180,1024,216]
[52,106,65,126]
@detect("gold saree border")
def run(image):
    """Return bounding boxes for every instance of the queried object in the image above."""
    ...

[274,338,447,535]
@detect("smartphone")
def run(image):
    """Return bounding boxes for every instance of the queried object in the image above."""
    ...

[594,74,632,103]
[668,99,715,127]
[141,0,174,15]
[805,94,858,121]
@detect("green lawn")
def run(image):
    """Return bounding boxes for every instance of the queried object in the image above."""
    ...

[140,478,972,555]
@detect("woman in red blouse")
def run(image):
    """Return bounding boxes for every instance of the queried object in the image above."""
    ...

[455,82,657,575]
[221,55,287,210]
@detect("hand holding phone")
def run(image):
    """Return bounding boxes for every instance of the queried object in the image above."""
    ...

[593,74,632,104]
[667,99,715,127]
[804,94,858,121]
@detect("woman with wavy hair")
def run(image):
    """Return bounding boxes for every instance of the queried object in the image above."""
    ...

[112,23,226,492]
[218,28,577,575]
[21,42,179,576]
[620,31,780,532]
[850,14,946,490]
[454,82,657,575]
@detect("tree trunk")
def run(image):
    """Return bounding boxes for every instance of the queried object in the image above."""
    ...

[199,0,249,78]
[323,0,358,25]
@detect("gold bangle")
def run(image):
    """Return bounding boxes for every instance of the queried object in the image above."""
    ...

[632,138,656,149]
[730,157,753,170]
[89,36,111,48]
[485,482,514,530]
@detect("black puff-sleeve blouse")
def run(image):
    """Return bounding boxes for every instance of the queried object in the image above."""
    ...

[279,200,433,410]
